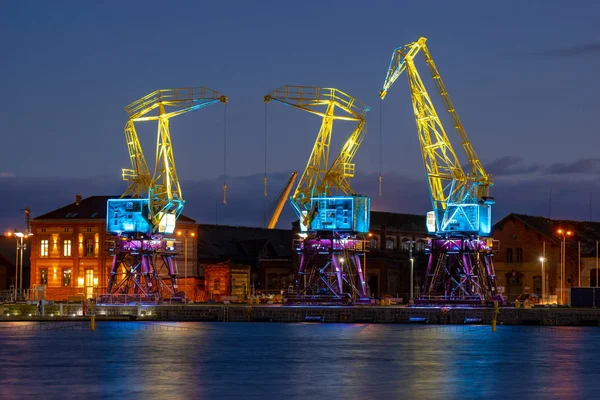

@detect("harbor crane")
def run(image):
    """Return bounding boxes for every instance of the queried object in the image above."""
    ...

[265,86,371,304]
[106,87,227,301]
[380,37,500,304]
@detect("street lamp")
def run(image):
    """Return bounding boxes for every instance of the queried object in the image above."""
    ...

[177,230,195,303]
[556,229,573,305]
[410,257,414,302]
[539,257,546,304]
[6,230,33,301]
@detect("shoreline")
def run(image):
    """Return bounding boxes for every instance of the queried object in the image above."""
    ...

[2,304,600,326]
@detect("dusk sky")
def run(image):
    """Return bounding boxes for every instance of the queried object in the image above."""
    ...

[1,0,600,230]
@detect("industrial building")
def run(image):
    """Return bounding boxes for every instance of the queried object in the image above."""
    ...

[26,195,432,302]
[492,213,600,303]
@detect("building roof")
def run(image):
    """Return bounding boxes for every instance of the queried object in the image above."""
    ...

[196,224,293,264]
[370,211,427,234]
[0,253,14,268]
[494,213,600,255]
[33,195,196,223]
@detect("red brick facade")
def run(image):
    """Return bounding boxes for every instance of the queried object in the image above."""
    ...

[30,196,198,302]
[492,214,595,303]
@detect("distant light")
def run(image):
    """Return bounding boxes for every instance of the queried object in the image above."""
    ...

[567,231,573,236]
[540,257,545,262]
[14,232,24,238]
[340,257,345,263]
[557,229,563,234]
[410,258,414,262]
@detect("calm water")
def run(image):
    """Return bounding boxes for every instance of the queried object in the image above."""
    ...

[0,322,599,399]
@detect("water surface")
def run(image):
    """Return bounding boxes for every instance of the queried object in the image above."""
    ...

[0,322,598,399]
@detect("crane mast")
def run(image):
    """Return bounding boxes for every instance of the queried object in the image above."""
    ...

[380,38,500,304]
[104,86,227,302]
[381,37,493,237]
[265,85,371,304]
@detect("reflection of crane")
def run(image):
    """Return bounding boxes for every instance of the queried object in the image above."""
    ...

[265,86,371,304]
[267,172,298,229]
[105,87,227,302]
[380,38,500,304]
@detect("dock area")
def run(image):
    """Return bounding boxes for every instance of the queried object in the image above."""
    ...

[2,303,600,326]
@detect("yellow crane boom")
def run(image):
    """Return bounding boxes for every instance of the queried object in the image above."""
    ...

[264,86,369,224]
[380,37,493,235]
[120,87,227,233]
[267,172,298,229]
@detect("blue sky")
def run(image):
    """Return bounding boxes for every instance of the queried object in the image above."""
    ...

[1,0,599,230]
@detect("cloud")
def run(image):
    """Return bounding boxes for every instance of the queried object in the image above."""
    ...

[3,167,600,232]
[485,156,600,178]
[537,42,600,58]
[486,156,541,176]
[545,158,600,175]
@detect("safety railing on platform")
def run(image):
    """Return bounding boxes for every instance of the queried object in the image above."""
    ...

[0,289,31,303]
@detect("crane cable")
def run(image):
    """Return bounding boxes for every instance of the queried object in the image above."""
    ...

[379,98,383,196]
[263,102,268,227]
[223,103,227,204]
[264,102,268,197]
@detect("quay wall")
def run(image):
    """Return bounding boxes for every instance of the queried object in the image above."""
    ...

[3,304,600,326]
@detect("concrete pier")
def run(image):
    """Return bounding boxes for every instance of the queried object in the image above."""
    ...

[3,303,600,326]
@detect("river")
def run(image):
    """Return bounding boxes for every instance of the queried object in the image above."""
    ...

[0,322,598,399]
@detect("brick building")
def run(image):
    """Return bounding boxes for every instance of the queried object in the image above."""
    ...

[360,211,429,300]
[196,224,293,294]
[492,213,600,303]
[30,195,197,301]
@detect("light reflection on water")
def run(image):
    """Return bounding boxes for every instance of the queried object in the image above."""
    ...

[0,322,599,399]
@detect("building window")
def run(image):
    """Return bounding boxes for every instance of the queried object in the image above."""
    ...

[516,248,523,263]
[85,239,94,256]
[386,239,394,250]
[401,240,411,251]
[505,248,513,263]
[41,269,48,285]
[415,241,426,251]
[64,228,69,232]
[41,228,46,233]
[86,228,92,232]
[369,238,378,249]
[214,279,220,291]
[62,269,71,286]
[40,240,49,257]
[63,240,72,257]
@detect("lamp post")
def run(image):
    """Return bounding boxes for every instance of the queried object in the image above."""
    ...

[410,257,414,302]
[177,230,195,303]
[6,230,32,301]
[539,257,546,304]
[556,229,573,305]
[365,233,372,296]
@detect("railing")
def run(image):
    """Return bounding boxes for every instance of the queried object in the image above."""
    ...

[94,293,185,305]
[265,85,370,119]
[125,87,225,119]
[0,289,31,303]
